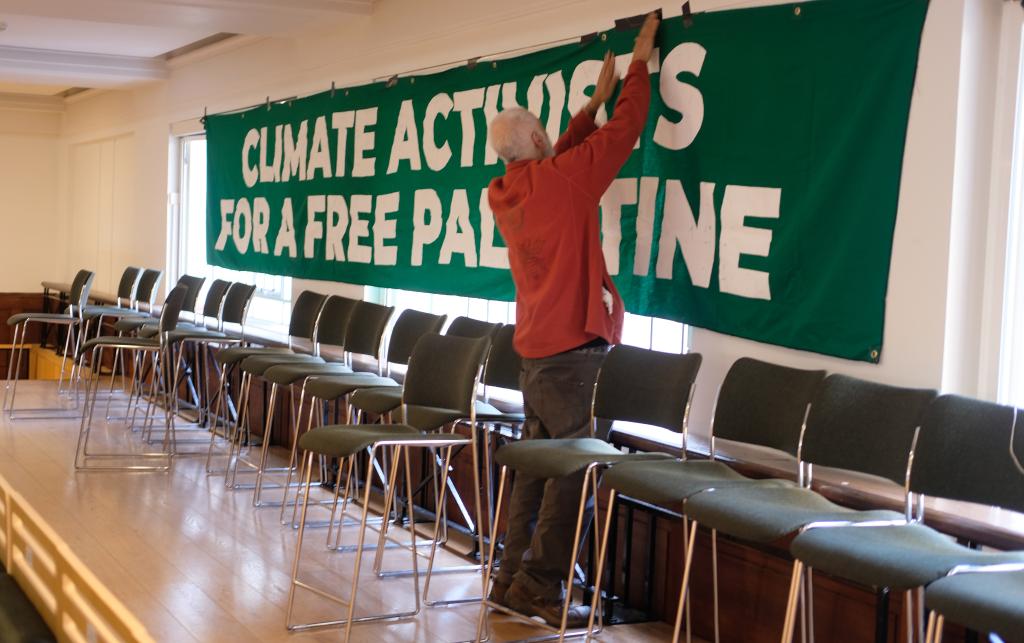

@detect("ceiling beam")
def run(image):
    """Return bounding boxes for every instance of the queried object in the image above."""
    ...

[0,0,374,33]
[0,45,168,87]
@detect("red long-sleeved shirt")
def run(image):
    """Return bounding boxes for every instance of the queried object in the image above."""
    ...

[489,60,651,359]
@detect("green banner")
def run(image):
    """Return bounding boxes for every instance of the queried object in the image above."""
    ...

[206,0,928,362]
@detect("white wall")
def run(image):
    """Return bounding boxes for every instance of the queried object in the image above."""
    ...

[0,105,61,291]
[51,0,1011,434]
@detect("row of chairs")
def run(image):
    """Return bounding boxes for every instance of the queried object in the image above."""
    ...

[474,352,1024,643]
[10,268,1024,642]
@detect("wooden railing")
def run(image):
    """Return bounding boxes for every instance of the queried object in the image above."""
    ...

[0,473,155,643]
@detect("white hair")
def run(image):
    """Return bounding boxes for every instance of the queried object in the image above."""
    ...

[488,107,546,163]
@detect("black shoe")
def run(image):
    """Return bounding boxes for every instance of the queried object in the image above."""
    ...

[504,582,591,629]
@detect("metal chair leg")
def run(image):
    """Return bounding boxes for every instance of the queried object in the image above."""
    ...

[672,519,700,643]
[585,489,619,641]
[781,560,805,643]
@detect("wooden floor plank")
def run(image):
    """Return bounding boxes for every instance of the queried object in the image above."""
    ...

[0,381,675,642]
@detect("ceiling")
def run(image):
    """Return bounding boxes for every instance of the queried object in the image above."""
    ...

[0,0,375,94]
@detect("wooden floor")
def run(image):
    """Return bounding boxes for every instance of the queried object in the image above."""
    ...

[0,381,675,642]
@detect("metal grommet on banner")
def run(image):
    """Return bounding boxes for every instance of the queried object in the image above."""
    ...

[410,77,415,84]
[870,349,880,362]
[491,61,497,69]
[201,106,207,125]
[794,5,802,16]
[600,33,607,42]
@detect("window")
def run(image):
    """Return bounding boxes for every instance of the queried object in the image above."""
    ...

[996,11,1024,407]
[175,135,292,330]
[368,287,688,354]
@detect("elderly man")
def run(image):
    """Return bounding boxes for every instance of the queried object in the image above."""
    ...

[485,13,659,626]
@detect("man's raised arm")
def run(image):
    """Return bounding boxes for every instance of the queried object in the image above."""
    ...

[553,50,619,154]
[551,13,659,199]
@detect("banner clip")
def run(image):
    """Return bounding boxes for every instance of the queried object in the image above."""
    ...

[331,81,336,98]
[265,96,270,111]
[579,32,598,45]
[386,75,399,88]
[682,2,694,28]
[200,106,207,125]
[467,56,480,70]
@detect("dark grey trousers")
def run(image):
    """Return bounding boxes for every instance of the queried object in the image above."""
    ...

[497,346,610,601]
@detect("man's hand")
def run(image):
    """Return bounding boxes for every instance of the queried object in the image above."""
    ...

[584,51,619,119]
[631,12,660,64]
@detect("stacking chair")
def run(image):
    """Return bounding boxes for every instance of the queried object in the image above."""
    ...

[204,290,327,473]
[286,333,490,640]
[151,281,255,449]
[678,375,936,643]
[80,267,162,323]
[4,269,95,419]
[477,345,703,641]
[277,308,448,524]
[168,281,256,427]
[235,297,393,506]
[73,285,188,471]
[585,357,826,641]
[111,274,205,335]
[780,395,1024,643]
[346,316,501,421]
[926,568,1024,643]
[80,266,141,329]
[121,279,232,409]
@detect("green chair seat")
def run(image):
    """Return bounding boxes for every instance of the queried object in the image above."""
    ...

[82,304,147,319]
[473,400,525,423]
[790,524,1024,591]
[262,361,353,386]
[82,335,159,350]
[239,352,323,376]
[495,438,672,479]
[214,345,293,366]
[601,459,755,507]
[351,386,404,415]
[684,482,903,543]
[926,571,1024,642]
[299,424,467,458]
[112,317,155,332]
[166,327,228,343]
[7,312,76,326]
[304,374,398,400]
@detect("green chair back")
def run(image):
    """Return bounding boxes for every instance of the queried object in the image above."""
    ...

[135,269,163,307]
[287,291,328,340]
[402,333,491,414]
[482,324,521,391]
[712,358,826,457]
[446,316,501,339]
[175,275,206,313]
[343,300,394,359]
[69,270,95,314]
[592,345,701,432]
[314,295,359,347]
[221,283,256,325]
[115,267,142,303]
[200,279,231,319]
[801,374,937,485]
[385,309,447,366]
[158,286,189,336]
[910,395,1024,514]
